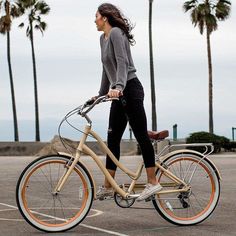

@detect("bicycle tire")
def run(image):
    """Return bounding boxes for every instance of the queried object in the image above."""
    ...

[16,154,94,232]
[153,153,220,225]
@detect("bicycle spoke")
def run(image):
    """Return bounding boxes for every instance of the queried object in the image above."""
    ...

[28,171,52,194]
[56,195,67,221]
[39,167,54,191]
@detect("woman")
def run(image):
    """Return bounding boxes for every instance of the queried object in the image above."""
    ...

[94,3,162,201]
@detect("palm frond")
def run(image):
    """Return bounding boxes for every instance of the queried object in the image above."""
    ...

[15,2,25,14]
[205,14,218,33]
[198,19,205,35]
[34,23,40,30]
[34,21,46,34]
[40,21,46,30]
[34,23,43,35]
[215,0,231,20]
[183,0,197,12]
[19,0,36,9]
[18,22,24,28]
[190,7,202,26]
[35,1,50,15]
[198,3,210,16]
[184,0,225,35]
[11,4,22,18]
[0,16,7,34]
[0,1,3,12]
[0,15,11,33]
[26,25,30,37]
[0,27,6,34]
[218,0,231,6]
[17,0,50,37]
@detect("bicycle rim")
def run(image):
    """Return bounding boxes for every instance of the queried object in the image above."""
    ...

[16,155,94,232]
[153,154,220,225]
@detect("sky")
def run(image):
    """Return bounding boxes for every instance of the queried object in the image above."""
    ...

[0,0,235,141]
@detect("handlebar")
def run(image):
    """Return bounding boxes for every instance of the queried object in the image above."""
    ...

[78,95,118,117]
[58,96,119,142]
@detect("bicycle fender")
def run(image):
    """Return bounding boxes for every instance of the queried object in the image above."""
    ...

[159,149,222,180]
[58,152,97,196]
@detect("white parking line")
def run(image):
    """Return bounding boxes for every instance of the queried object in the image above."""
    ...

[80,223,129,236]
[0,202,129,236]
[0,202,18,209]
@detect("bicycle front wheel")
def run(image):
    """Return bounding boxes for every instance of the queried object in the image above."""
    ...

[153,153,220,225]
[16,155,94,232]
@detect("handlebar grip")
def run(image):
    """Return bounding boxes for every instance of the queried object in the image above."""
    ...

[85,98,95,106]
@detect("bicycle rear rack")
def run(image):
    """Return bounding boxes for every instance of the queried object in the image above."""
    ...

[156,142,214,161]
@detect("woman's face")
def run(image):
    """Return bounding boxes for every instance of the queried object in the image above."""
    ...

[95,11,105,31]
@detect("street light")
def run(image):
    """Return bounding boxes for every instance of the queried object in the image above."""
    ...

[232,127,236,141]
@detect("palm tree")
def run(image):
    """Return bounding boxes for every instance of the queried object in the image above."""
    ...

[183,0,231,134]
[148,0,157,131]
[0,0,20,141]
[16,0,50,141]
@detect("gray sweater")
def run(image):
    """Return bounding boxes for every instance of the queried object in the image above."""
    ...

[98,27,137,96]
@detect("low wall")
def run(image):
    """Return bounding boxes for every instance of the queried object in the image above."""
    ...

[0,142,48,156]
[0,140,139,156]
[0,139,171,156]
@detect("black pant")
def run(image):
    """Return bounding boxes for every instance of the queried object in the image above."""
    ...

[106,78,155,170]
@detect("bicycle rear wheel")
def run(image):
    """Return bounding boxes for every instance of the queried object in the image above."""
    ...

[153,153,220,225]
[16,155,94,232]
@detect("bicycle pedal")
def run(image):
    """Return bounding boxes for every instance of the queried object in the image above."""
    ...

[98,196,114,201]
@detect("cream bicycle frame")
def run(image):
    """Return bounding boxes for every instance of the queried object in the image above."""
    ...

[55,123,190,199]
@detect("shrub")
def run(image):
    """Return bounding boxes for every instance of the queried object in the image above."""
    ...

[222,141,236,152]
[186,131,230,153]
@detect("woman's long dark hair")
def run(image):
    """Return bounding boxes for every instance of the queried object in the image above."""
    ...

[98,3,135,45]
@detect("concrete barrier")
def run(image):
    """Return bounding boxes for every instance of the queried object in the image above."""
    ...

[0,138,171,156]
[0,142,48,156]
[0,139,139,156]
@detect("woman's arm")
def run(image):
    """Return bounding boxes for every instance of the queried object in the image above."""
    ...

[110,28,129,92]
[98,66,110,96]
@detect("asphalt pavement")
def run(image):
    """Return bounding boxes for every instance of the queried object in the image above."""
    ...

[0,153,236,236]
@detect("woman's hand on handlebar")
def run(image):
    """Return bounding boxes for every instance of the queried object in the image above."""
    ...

[107,88,123,98]
[79,95,120,116]
[84,91,121,108]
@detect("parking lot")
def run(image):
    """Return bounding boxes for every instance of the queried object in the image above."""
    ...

[0,153,236,236]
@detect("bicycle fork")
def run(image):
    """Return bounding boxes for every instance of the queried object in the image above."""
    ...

[53,126,90,194]
[53,153,81,194]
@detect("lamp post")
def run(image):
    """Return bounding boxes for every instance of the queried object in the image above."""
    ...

[232,127,236,141]
[173,124,177,141]
[148,0,157,131]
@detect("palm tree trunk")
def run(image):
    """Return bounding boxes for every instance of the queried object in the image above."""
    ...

[206,28,214,134]
[148,0,157,131]
[7,31,19,141]
[30,22,40,141]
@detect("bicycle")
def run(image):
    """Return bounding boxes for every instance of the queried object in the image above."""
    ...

[16,96,221,232]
